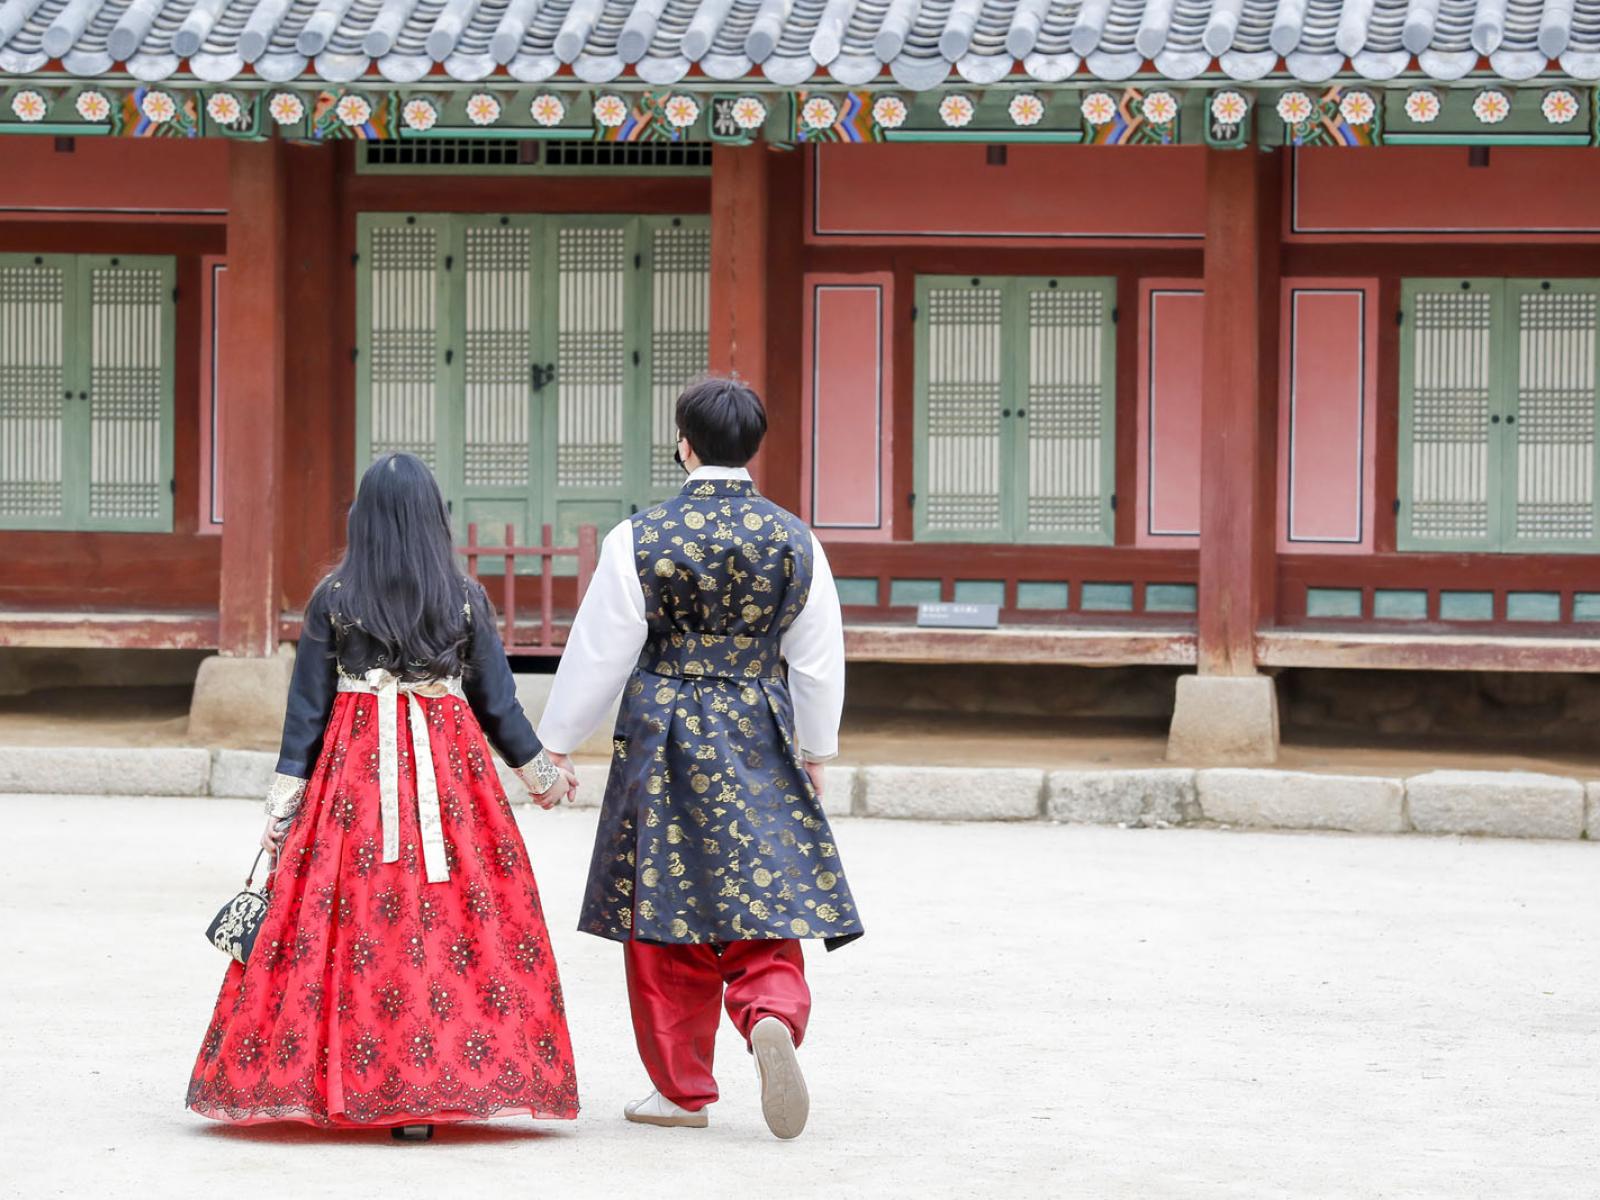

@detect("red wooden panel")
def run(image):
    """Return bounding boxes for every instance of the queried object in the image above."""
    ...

[1136,283,1204,544]
[198,257,226,533]
[0,137,229,219]
[810,144,1206,244]
[802,274,893,539]
[1278,281,1378,553]
[1291,147,1600,238]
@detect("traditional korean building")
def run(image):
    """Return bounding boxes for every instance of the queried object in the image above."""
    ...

[1,0,1599,759]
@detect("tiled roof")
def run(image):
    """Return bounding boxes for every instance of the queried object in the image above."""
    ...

[1,0,1598,87]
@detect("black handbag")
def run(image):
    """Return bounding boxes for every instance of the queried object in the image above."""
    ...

[205,849,272,965]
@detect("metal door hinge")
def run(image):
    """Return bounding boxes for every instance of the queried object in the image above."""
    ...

[351,253,360,268]
[1111,306,1119,324]
[1396,309,1405,326]
[1392,498,1401,514]
[171,287,179,303]
[444,348,454,365]
[634,253,642,269]
[632,349,641,366]
[910,305,918,321]
[908,491,916,508]
[444,255,453,271]
[169,478,176,495]
[1110,493,1118,510]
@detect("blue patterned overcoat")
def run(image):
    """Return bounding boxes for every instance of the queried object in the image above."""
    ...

[580,477,862,950]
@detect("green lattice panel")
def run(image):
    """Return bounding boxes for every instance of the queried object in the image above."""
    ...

[1017,279,1115,544]
[461,222,535,494]
[915,278,1006,540]
[0,257,69,527]
[1399,280,1499,550]
[550,220,628,492]
[360,216,447,472]
[85,258,174,530]
[1505,282,1598,551]
[647,218,710,494]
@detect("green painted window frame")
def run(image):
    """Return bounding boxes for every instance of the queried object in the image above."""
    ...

[1398,277,1600,554]
[0,253,175,533]
[354,212,707,553]
[912,274,1117,545]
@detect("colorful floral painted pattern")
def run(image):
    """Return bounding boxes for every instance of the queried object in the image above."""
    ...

[1008,93,1044,126]
[1211,90,1248,125]
[402,98,438,131]
[187,691,578,1126]
[1542,89,1579,124]
[1472,89,1510,124]
[11,89,46,122]
[730,95,767,130]
[269,93,305,125]
[529,93,565,126]
[1338,90,1376,126]
[582,478,862,949]
[800,95,838,131]
[938,93,975,127]
[593,93,628,127]
[1081,91,1117,126]
[1404,89,1440,123]
[664,94,700,128]
[466,93,500,125]
[1141,90,1178,125]
[871,94,907,129]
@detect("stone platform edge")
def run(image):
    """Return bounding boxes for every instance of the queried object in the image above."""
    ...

[0,746,1595,841]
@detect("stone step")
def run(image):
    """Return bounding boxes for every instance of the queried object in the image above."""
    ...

[1,746,1595,841]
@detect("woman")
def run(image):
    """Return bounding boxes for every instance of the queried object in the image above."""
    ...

[187,453,579,1138]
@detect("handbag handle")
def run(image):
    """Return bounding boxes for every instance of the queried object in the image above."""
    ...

[245,847,268,890]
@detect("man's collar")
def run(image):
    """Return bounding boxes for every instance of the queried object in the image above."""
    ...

[685,466,753,483]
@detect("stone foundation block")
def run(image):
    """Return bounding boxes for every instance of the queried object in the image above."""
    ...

[818,764,856,819]
[1587,782,1600,840]
[1046,769,1198,826]
[209,749,278,799]
[512,674,618,758]
[188,651,294,745]
[861,766,1042,821]
[1167,674,1280,765]
[0,746,210,796]
[1406,771,1585,840]
[1197,769,1407,834]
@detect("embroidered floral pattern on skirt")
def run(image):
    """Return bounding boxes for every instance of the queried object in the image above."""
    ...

[187,692,578,1127]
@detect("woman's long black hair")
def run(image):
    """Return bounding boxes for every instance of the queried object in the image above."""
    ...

[318,452,479,679]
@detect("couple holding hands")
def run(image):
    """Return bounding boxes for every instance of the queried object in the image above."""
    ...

[187,378,861,1142]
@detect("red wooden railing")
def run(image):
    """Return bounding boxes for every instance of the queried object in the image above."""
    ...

[460,523,599,655]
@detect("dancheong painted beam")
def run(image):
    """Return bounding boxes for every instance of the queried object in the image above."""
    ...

[1,0,1600,148]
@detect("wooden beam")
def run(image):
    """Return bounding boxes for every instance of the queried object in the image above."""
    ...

[1257,629,1600,673]
[217,139,288,657]
[0,611,219,650]
[1197,149,1281,675]
[709,143,771,482]
[845,624,1198,666]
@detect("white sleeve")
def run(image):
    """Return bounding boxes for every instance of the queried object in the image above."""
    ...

[536,520,648,754]
[781,533,846,762]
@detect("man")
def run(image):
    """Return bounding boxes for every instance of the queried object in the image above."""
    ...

[538,375,860,1140]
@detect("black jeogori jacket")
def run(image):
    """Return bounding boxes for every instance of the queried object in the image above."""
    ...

[274,579,543,779]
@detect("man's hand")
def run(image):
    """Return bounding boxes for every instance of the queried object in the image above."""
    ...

[547,751,579,807]
[532,771,570,811]
[803,760,826,800]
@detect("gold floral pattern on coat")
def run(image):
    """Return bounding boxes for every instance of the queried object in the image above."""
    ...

[580,478,861,949]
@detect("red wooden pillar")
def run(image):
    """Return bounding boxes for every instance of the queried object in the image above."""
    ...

[708,143,771,484]
[1197,149,1282,675]
[217,139,288,657]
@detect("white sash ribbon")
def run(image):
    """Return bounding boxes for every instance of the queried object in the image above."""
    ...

[338,669,462,885]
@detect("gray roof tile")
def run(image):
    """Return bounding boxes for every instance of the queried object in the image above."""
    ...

[4,0,1600,83]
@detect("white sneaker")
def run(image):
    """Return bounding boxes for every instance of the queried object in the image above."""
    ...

[751,1017,809,1140]
[623,1089,708,1129]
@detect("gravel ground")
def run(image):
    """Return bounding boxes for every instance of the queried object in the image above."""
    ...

[1,795,1595,1200]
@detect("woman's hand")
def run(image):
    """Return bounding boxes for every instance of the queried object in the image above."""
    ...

[803,760,827,800]
[531,770,570,811]
[260,814,288,859]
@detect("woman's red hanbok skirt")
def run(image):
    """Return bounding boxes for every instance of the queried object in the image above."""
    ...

[187,690,579,1127]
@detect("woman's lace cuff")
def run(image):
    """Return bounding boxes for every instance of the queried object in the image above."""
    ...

[264,773,308,819]
[514,750,561,797]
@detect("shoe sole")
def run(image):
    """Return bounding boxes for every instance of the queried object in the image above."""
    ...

[624,1108,709,1129]
[751,1019,809,1140]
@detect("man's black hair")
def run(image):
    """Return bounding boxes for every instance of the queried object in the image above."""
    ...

[675,375,767,467]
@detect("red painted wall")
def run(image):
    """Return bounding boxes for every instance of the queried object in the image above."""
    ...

[1135,282,1204,545]
[802,273,895,540]
[809,143,1206,244]
[1,136,229,219]
[1291,147,1600,239]
[1277,281,1379,553]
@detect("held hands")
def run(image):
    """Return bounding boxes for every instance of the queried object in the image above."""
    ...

[518,750,579,811]
[803,760,826,800]
[260,814,290,859]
